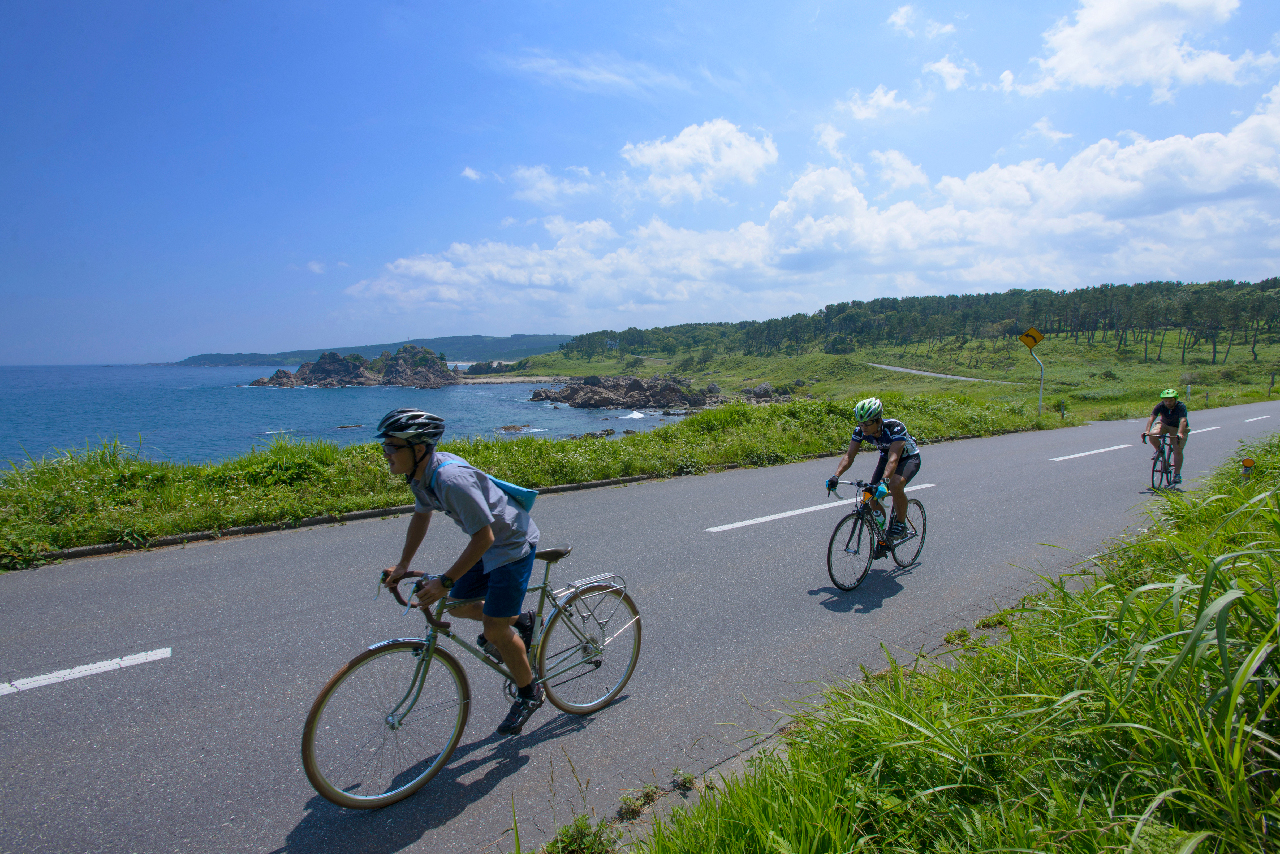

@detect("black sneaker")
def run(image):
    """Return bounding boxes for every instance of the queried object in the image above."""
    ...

[497,684,544,736]
[1172,474,1182,485]
[477,633,502,662]
[889,521,907,540]
[515,610,535,651]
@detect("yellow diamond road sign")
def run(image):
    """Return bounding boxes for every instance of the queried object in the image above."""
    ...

[1019,327,1045,350]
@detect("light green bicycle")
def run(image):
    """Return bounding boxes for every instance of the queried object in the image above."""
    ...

[301,546,641,809]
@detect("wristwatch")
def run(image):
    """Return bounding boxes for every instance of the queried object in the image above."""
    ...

[439,575,455,590]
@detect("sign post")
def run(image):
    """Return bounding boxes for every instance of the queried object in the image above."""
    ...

[1019,326,1046,414]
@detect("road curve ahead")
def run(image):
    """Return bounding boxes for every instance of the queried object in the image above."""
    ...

[1,400,1276,854]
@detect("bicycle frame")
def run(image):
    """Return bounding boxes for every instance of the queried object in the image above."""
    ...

[392,556,631,698]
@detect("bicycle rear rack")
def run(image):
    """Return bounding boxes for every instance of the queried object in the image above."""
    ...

[553,573,627,605]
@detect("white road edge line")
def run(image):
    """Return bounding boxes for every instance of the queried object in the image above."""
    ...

[1191,426,1221,434]
[0,648,171,697]
[1051,444,1131,462]
[706,484,936,533]
[1245,416,1271,422]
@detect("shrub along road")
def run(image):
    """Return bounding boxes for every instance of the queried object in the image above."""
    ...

[1,401,1277,854]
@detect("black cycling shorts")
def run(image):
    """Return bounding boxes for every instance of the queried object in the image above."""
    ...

[872,452,921,487]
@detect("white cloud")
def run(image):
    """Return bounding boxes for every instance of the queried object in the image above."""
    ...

[1029,117,1073,142]
[924,56,969,90]
[888,5,915,36]
[511,165,596,205]
[1017,0,1277,102]
[871,149,929,192]
[503,51,688,95]
[841,85,917,120]
[815,123,846,159]
[621,119,778,203]
[347,84,1280,330]
[888,6,955,39]
[306,261,325,274]
[461,167,482,181]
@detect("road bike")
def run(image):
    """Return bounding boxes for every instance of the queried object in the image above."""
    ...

[825,480,926,590]
[1143,432,1179,490]
[301,546,641,809]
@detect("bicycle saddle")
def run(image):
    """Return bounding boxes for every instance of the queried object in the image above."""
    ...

[535,545,572,563]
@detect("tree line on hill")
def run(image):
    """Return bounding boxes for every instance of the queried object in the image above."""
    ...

[558,278,1280,365]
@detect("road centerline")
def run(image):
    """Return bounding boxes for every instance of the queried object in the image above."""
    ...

[1245,416,1271,422]
[0,648,172,697]
[1051,444,1131,462]
[1190,426,1221,434]
[706,484,936,532]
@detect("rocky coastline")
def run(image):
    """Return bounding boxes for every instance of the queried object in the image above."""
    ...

[250,346,458,389]
[529,375,727,410]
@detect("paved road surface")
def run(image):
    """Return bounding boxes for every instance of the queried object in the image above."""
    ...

[1,401,1276,853]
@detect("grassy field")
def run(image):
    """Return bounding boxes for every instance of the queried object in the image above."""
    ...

[523,435,1279,854]
[514,331,1280,422]
[2,394,1044,570]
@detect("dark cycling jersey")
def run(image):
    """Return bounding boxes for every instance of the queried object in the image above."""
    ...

[852,418,919,457]
[1150,401,1189,429]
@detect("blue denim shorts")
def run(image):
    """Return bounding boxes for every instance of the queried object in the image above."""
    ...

[448,548,536,618]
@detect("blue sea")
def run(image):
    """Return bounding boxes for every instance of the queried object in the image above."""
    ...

[0,366,684,468]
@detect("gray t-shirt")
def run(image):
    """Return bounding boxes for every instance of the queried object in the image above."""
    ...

[409,452,540,572]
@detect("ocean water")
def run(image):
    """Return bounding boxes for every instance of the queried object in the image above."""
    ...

[0,366,684,467]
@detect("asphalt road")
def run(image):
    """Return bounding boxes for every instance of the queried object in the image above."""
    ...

[2,400,1277,853]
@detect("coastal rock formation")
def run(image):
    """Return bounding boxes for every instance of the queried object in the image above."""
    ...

[250,346,458,389]
[530,375,713,409]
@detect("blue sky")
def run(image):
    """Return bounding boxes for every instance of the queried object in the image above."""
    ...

[3,0,1279,364]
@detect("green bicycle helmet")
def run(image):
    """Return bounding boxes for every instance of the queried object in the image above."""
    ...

[854,397,883,423]
[1160,388,1178,398]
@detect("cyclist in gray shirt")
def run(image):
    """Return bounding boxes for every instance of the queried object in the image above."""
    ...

[377,408,545,736]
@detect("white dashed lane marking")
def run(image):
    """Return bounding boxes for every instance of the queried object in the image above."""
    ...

[706,484,935,532]
[1051,444,1131,462]
[1245,416,1270,422]
[1191,427,1220,434]
[0,648,172,697]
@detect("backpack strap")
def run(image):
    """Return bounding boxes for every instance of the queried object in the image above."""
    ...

[428,458,461,494]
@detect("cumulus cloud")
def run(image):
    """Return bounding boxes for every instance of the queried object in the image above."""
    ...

[503,50,688,95]
[347,84,1280,330]
[1012,0,1277,102]
[924,56,969,90]
[306,261,325,274]
[461,167,482,181]
[621,119,778,203]
[871,149,929,192]
[511,165,596,205]
[924,20,956,38]
[841,85,917,120]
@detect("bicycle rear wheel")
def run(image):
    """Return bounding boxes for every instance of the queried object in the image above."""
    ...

[1151,447,1173,490]
[892,499,927,567]
[538,584,641,714]
[302,642,469,809]
[827,512,876,590]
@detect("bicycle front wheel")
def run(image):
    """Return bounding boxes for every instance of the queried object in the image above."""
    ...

[538,584,641,714]
[302,642,469,809]
[827,512,875,590]
[1151,449,1172,490]
[892,499,927,567]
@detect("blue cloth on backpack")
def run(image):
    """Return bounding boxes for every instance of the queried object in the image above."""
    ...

[429,459,538,512]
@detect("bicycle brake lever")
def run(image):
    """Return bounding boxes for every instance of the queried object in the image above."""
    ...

[402,580,422,616]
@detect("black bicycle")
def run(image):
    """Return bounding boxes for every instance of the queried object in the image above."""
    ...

[826,479,926,590]
[1143,432,1178,490]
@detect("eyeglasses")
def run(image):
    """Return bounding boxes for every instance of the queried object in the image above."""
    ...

[381,442,408,455]
[858,417,883,426]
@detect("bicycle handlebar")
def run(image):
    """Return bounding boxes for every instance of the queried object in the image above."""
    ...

[379,569,452,630]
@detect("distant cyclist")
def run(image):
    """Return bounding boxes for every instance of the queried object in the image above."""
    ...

[1142,388,1189,486]
[376,408,544,736]
[826,397,922,541]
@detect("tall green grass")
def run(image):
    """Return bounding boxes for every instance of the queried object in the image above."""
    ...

[642,437,1280,853]
[1,396,1048,570]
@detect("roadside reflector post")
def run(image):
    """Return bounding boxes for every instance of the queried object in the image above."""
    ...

[1243,458,1256,481]
[1019,326,1046,414]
